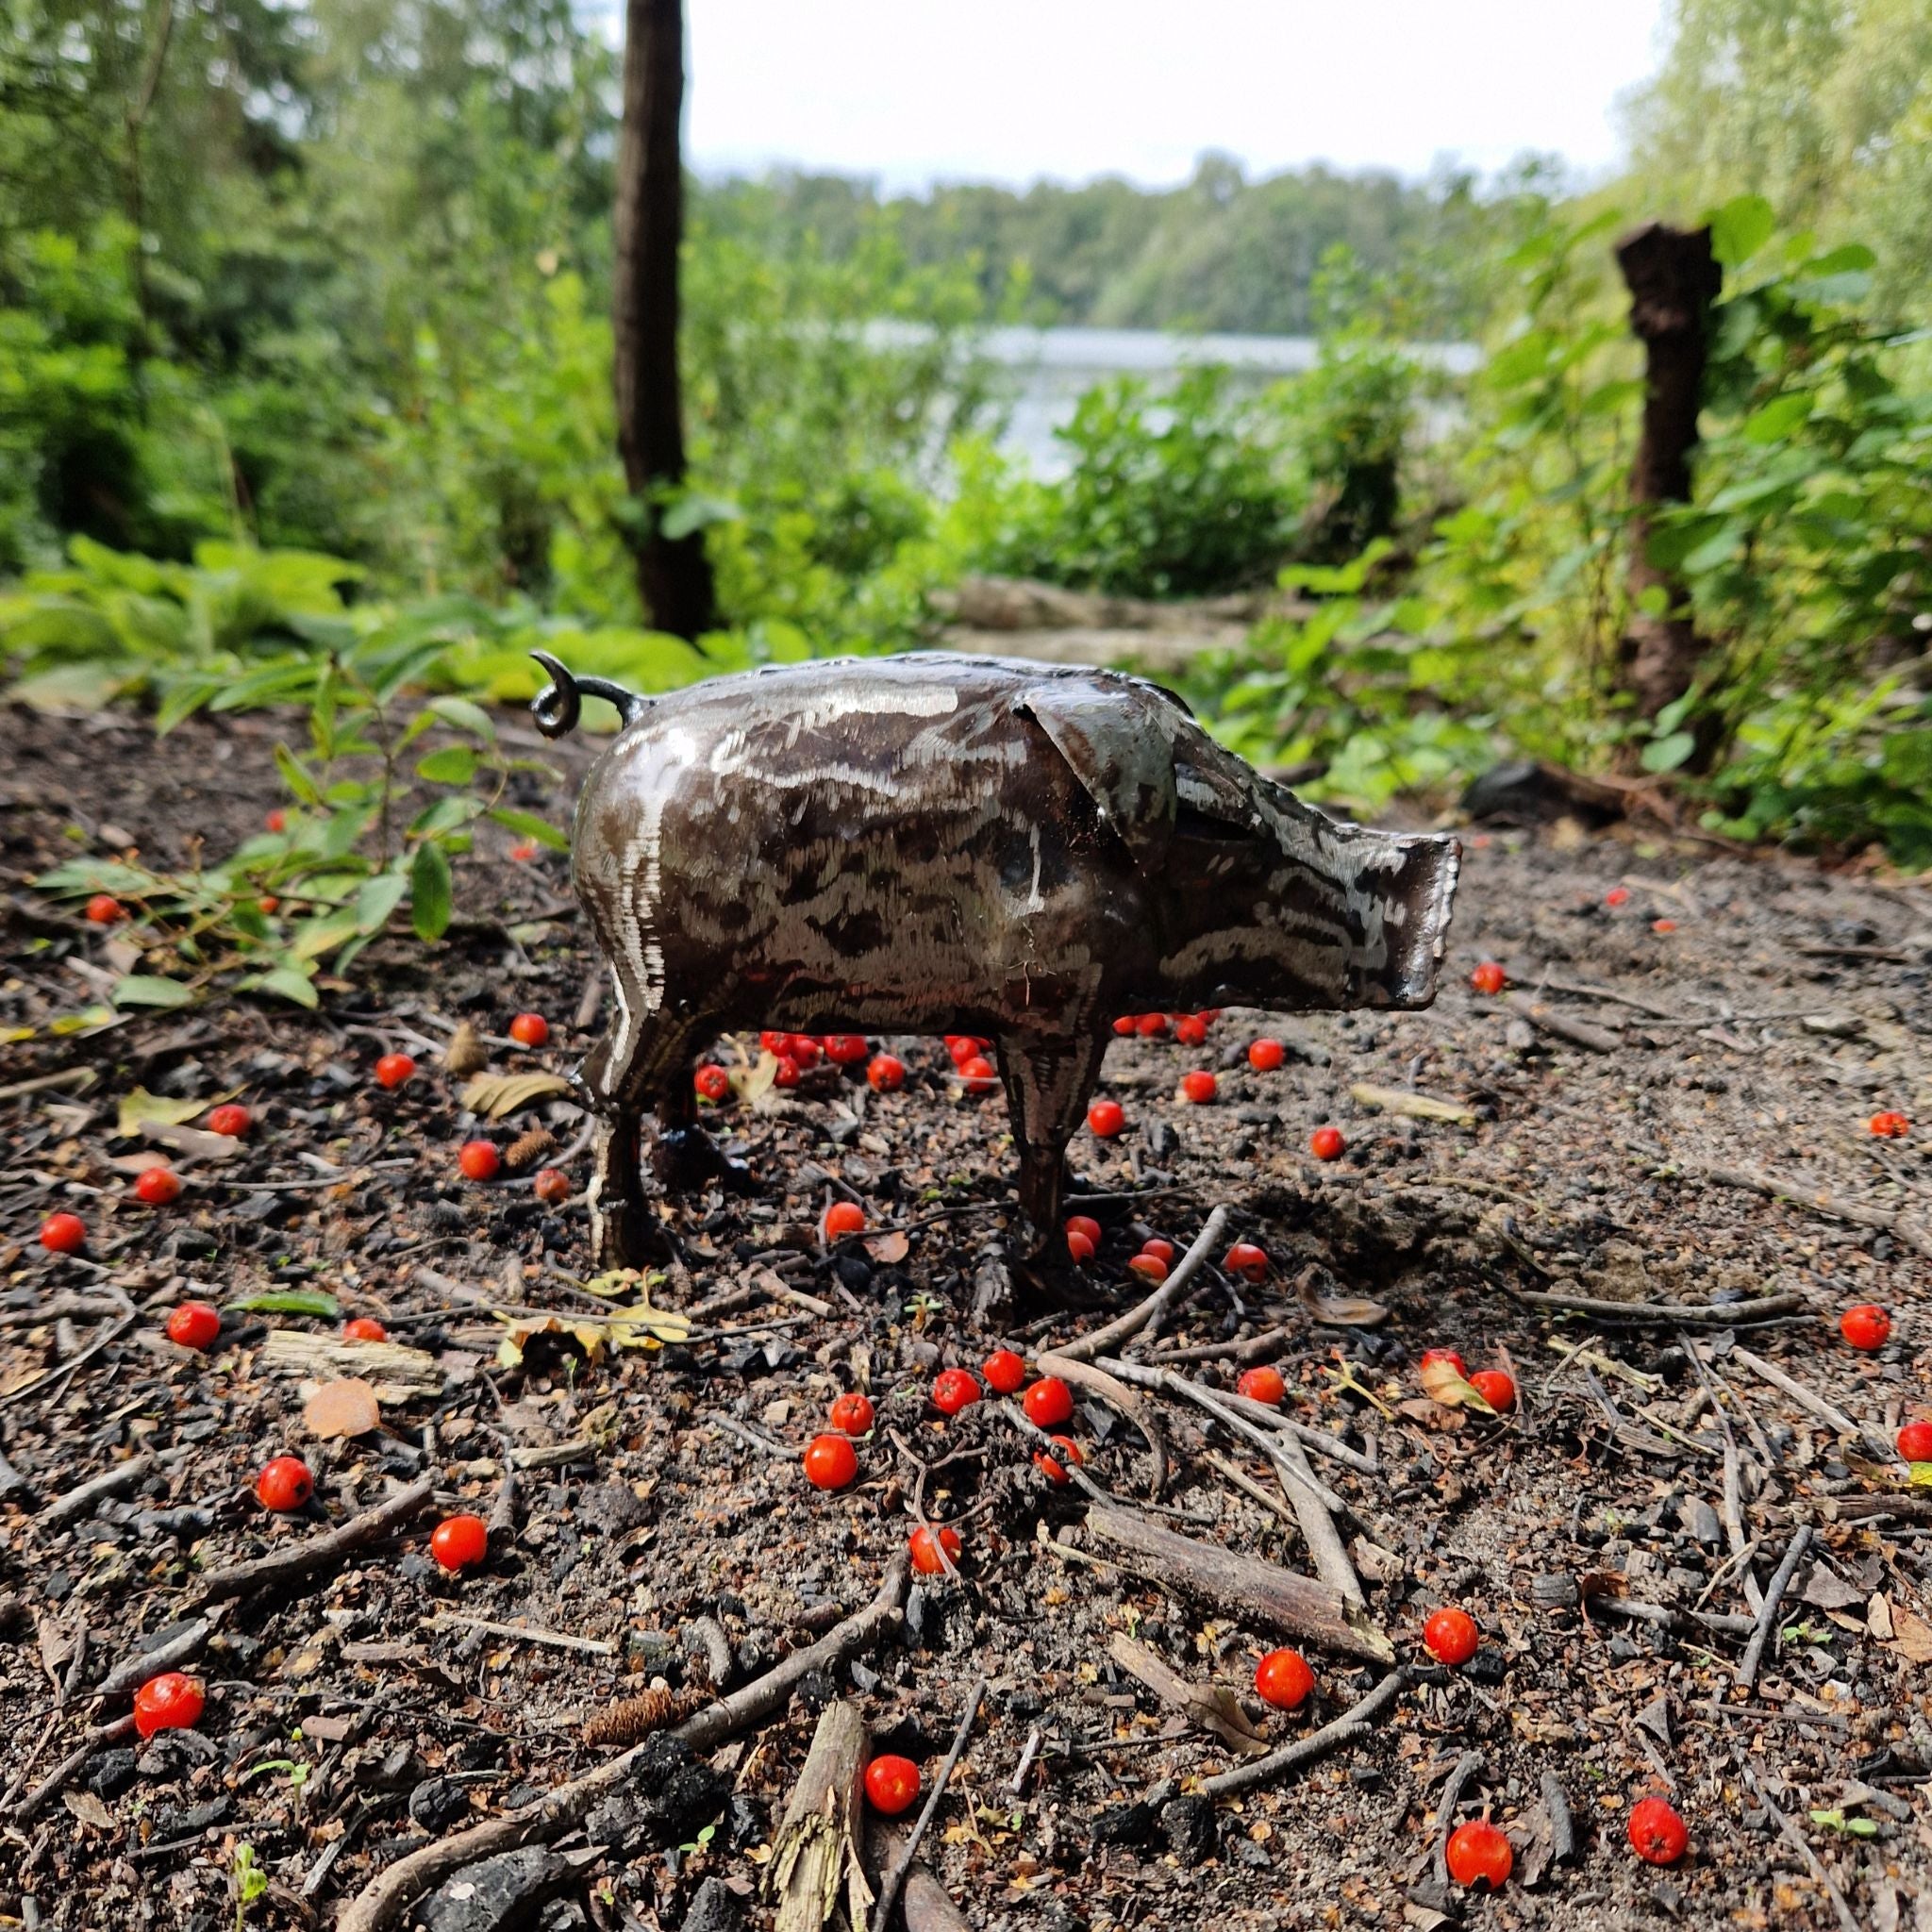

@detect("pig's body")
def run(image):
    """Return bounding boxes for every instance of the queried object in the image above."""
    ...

[534,651,1457,1266]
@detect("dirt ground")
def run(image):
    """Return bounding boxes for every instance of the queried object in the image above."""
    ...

[4,698,1932,1932]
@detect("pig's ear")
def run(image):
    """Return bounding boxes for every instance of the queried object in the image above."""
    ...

[1014,676,1179,870]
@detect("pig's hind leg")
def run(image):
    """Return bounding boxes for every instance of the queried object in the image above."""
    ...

[995,1031,1108,1257]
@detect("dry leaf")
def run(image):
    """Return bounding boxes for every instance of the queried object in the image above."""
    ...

[1418,1356,1497,1415]
[138,1121,245,1162]
[62,1790,114,1829]
[864,1230,910,1264]
[116,1086,208,1135]
[1348,1082,1477,1126]
[731,1051,780,1108]
[1301,1289,1390,1327]
[1869,1593,1896,1641]
[1890,1602,1932,1665]
[1108,1633,1267,1756]
[304,1376,382,1439]
[460,1071,574,1120]
[444,1020,489,1076]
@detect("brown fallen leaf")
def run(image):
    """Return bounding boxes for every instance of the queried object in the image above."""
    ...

[303,1376,382,1440]
[1108,1632,1267,1757]
[62,1790,114,1830]
[1869,1592,1895,1641]
[1890,1602,1932,1665]
[1418,1356,1498,1415]
[1348,1081,1477,1127]
[864,1230,910,1265]
[444,1020,489,1076]
[1301,1288,1390,1327]
[460,1071,574,1120]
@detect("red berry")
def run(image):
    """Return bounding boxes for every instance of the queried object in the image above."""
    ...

[165,1301,222,1350]
[867,1053,906,1092]
[133,1671,205,1739]
[1423,1607,1480,1666]
[1066,1228,1095,1263]
[430,1512,490,1573]
[1087,1099,1125,1138]
[508,841,540,861]
[864,1754,921,1816]
[824,1034,870,1066]
[1445,1819,1512,1890]
[1127,1253,1168,1283]
[458,1140,500,1181]
[786,1036,822,1070]
[1870,1110,1911,1138]
[908,1524,962,1574]
[1626,1795,1689,1866]
[1470,1369,1516,1413]
[1180,1070,1217,1104]
[255,1456,313,1512]
[1174,1014,1208,1046]
[1470,960,1507,995]
[1605,886,1630,907]
[1247,1037,1286,1072]
[932,1368,981,1416]
[829,1392,874,1436]
[134,1165,181,1206]
[532,1167,571,1204]
[1237,1366,1287,1407]
[1023,1376,1074,1428]
[258,895,279,913]
[206,1104,251,1139]
[1309,1124,1345,1161]
[822,1200,866,1240]
[1222,1241,1268,1282]
[958,1053,997,1092]
[693,1064,730,1102]
[1140,1239,1174,1263]
[85,893,125,924]
[508,1012,549,1048]
[265,809,286,833]
[1034,1435,1084,1484]
[1899,1420,1932,1462]
[983,1349,1026,1394]
[1065,1215,1102,1246]
[1420,1347,1469,1380]
[802,1433,859,1490]
[39,1211,85,1255]
[1111,1015,1138,1037]
[1136,1013,1169,1038]
[1254,1647,1314,1710]
[342,1316,388,1341]
[1840,1303,1891,1351]
[1652,917,1677,934]
[374,1052,416,1089]
[945,1035,986,1066]
[759,1030,788,1055]
[773,1056,801,1088]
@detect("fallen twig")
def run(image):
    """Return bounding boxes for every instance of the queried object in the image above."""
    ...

[868,1674,986,1932]
[1199,1668,1406,1798]
[11,1713,137,1823]
[1054,1205,1230,1362]
[1107,1633,1264,1757]
[1033,1352,1169,1496]
[1429,1750,1486,1892]
[1348,1082,1476,1126]
[1514,1287,1805,1326]
[197,1473,435,1601]
[1741,1760,1863,1932]
[1724,1345,1892,1460]
[1690,1161,1932,1260]
[1148,1324,1293,1367]
[427,1614,613,1657]
[38,1452,157,1525]
[771,1701,871,1932]
[1737,1525,1813,1692]
[94,1615,216,1699]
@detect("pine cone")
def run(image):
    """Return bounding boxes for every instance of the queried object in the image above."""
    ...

[581,1683,711,1749]
[505,1124,556,1172]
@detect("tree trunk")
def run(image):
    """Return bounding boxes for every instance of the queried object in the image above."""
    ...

[1614,221,1722,732]
[612,0,716,640]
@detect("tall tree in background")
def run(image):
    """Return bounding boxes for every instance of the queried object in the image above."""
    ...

[612,0,714,640]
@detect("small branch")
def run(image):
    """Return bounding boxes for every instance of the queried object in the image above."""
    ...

[428,1615,613,1657]
[1199,1669,1406,1799]
[1513,1288,1805,1326]
[868,1674,986,1932]
[1725,1345,1892,1460]
[197,1474,435,1600]
[11,1713,137,1824]
[95,1616,215,1699]
[1053,1205,1230,1362]
[1737,1525,1812,1692]
[1690,1161,1932,1260]
[1034,1353,1169,1497]
[1742,1761,1863,1932]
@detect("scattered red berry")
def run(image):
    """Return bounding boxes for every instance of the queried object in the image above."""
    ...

[945,1035,987,1066]
[1087,1099,1125,1138]
[773,1056,801,1089]
[1035,1435,1084,1484]
[958,1054,997,1093]
[1066,1228,1095,1263]
[1023,1376,1074,1428]
[909,1524,963,1574]
[255,1456,313,1512]
[1840,1303,1891,1351]
[1445,1819,1513,1890]
[824,1034,870,1065]
[458,1140,500,1182]
[829,1392,874,1436]
[508,840,540,861]
[164,1301,222,1350]
[1223,1241,1268,1282]
[1652,917,1677,934]
[1237,1366,1287,1407]
[867,1053,906,1092]
[1470,960,1507,995]
[1309,1124,1345,1161]
[1127,1253,1168,1284]
[1420,1347,1469,1379]
[1140,1238,1174,1263]
[430,1512,490,1573]
[342,1316,388,1341]
[134,1165,181,1206]
[864,1755,921,1816]
[1626,1795,1689,1865]
[532,1167,571,1205]
[265,808,286,833]
[1129,1013,1165,1038]
[39,1211,85,1254]
[1065,1215,1102,1246]
[1870,1110,1911,1138]
[1174,1014,1208,1046]
[1111,1015,1138,1037]
[257,895,279,913]
[1248,1037,1286,1071]
[1899,1419,1932,1462]
[802,1433,859,1490]
[85,893,125,924]
[983,1349,1026,1394]
[1180,1070,1217,1104]
[787,1036,822,1070]
[693,1064,730,1103]
[932,1368,981,1416]
[1470,1369,1517,1413]
[1254,1647,1314,1711]
[822,1200,866,1240]
[508,1012,549,1047]
[1423,1607,1480,1666]
[374,1052,416,1089]
[1605,886,1630,907]
[759,1030,788,1056]
[133,1671,205,1739]
[205,1103,251,1138]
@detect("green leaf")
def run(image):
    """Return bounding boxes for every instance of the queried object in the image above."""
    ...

[1709,194,1774,269]
[488,807,570,851]
[274,742,324,808]
[415,746,477,786]
[410,841,453,942]
[227,1289,341,1318]
[240,965,321,1008]
[425,695,497,741]
[659,491,742,541]
[112,974,194,1008]
[288,910,362,961]
[1742,393,1813,444]
[118,1087,208,1135]
[355,871,409,934]
[1641,731,1696,774]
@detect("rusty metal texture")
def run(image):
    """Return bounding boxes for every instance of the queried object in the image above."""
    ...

[531,650,1459,1266]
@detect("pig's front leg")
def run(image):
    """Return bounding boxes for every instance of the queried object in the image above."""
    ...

[996,1032,1107,1256]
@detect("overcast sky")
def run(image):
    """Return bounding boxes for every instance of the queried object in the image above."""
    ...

[678,0,1674,191]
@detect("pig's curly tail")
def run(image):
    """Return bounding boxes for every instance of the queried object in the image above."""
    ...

[529,651,651,739]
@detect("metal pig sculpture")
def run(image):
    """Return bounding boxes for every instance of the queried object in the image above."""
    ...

[531,651,1458,1269]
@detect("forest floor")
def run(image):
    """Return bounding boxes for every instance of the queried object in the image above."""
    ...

[4,700,1932,1932]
